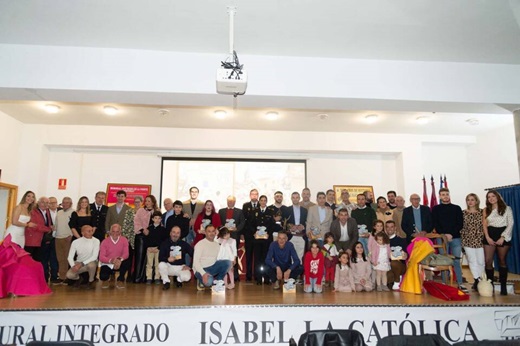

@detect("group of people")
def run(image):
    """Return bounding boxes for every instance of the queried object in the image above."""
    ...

[0,185,514,296]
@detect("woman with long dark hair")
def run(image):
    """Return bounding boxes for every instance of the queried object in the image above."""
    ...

[483,190,514,295]
[133,195,159,283]
[193,200,221,246]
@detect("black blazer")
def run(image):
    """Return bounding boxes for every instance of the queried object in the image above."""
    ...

[401,205,433,242]
[218,207,246,235]
[242,201,260,238]
[282,205,308,240]
[90,203,108,236]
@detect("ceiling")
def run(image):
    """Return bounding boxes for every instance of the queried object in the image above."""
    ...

[0,0,519,134]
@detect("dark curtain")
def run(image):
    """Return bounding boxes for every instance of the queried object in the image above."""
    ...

[495,185,520,274]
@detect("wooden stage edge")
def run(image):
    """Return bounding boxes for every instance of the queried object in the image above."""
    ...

[1,278,519,311]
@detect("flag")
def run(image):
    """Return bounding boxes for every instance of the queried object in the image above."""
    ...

[444,174,448,188]
[422,175,429,207]
[440,175,444,189]
[430,175,438,210]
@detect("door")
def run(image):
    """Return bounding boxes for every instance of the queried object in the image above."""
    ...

[0,182,18,239]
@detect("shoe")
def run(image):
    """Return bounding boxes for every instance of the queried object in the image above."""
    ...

[458,285,469,294]
[382,285,390,292]
[101,280,110,289]
[323,281,329,288]
[50,278,62,285]
[212,280,225,293]
[392,282,400,291]
[155,279,162,285]
[163,282,170,290]
[85,281,95,290]
[116,280,126,289]
[256,280,262,285]
[175,281,183,288]
[377,285,383,292]
[61,279,70,285]
[72,279,82,289]
[472,278,480,291]
[295,279,303,285]
[226,283,235,290]
[146,280,152,285]
[273,281,280,290]
[197,280,205,291]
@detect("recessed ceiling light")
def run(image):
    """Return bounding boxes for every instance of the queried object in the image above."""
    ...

[316,113,329,120]
[364,114,378,124]
[158,109,170,116]
[416,116,430,125]
[214,110,227,119]
[265,111,279,121]
[466,118,479,126]
[103,106,118,116]
[44,104,60,114]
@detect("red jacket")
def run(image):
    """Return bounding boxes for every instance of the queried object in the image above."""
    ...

[25,208,53,247]
[193,213,221,246]
[304,251,324,285]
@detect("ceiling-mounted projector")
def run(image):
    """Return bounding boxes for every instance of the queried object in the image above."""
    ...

[216,66,247,95]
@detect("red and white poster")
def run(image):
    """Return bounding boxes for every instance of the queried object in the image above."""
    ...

[105,183,152,207]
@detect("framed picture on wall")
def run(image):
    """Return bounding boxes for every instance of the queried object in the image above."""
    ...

[105,183,152,207]
[333,185,374,205]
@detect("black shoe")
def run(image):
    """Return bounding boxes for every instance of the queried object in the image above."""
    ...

[72,279,82,289]
[472,278,479,291]
[155,279,162,285]
[246,278,252,282]
[162,282,170,290]
[50,278,63,285]
[256,280,262,285]
[175,281,183,288]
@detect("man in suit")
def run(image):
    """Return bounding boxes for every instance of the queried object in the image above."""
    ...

[182,186,205,244]
[299,188,315,209]
[330,208,358,253]
[91,191,108,243]
[268,191,285,234]
[218,195,246,280]
[162,198,174,227]
[25,196,55,283]
[401,193,433,242]
[325,189,337,220]
[105,190,131,231]
[282,191,308,261]
[242,188,259,282]
[306,192,333,245]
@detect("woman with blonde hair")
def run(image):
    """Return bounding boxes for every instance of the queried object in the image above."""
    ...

[461,193,485,291]
[68,196,93,239]
[4,191,37,247]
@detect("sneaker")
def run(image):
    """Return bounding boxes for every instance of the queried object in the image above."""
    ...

[377,285,383,292]
[212,280,225,293]
[116,280,126,289]
[381,285,390,292]
[273,280,280,290]
[295,279,303,285]
[284,279,296,290]
[392,282,400,291]
[458,285,469,294]
[162,282,170,290]
[101,280,110,289]
[50,278,62,285]
[197,280,206,291]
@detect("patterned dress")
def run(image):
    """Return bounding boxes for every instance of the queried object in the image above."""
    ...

[461,209,483,248]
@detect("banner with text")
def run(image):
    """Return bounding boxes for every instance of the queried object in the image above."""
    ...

[1,306,519,345]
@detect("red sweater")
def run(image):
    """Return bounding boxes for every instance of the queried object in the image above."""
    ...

[193,213,221,246]
[99,236,129,264]
[304,251,324,285]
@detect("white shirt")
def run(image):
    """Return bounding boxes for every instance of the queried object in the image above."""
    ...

[193,238,221,275]
[339,222,349,242]
[68,237,100,267]
[293,205,301,225]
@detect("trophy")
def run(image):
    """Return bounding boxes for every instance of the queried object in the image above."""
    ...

[254,226,269,240]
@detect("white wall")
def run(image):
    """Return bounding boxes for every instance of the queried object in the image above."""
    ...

[6,121,511,209]
[0,111,23,184]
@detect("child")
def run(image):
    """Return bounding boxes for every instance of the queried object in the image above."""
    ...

[372,219,384,236]
[322,232,339,287]
[368,231,391,292]
[333,251,355,292]
[143,211,169,284]
[217,227,237,289]
[350,241,373,292]
[304,240,324,293]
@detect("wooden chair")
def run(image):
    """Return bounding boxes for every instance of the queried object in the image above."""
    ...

[418,233,454,287]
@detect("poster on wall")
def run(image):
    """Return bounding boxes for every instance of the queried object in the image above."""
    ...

[333,185,374,205]
[105,183,151,207]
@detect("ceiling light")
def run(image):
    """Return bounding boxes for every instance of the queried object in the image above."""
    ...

[214,110,227,119]
[466,118,479,126]
[265,112,279,121]
[364,114,378,124]
[158,109,170,116]
[316,113,329,121]
[416,116,430,125]
[44,104,60,114]
[103,106,118,116]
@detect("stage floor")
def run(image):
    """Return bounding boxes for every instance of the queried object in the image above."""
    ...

[1,276,519,311]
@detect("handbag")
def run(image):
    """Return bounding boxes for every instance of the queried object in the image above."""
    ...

[420,253,453,266]
[477,271,493,297]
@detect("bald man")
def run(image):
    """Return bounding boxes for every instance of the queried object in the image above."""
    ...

[401,193,433,242]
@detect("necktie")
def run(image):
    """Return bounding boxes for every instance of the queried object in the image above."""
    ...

[98,206,101,212]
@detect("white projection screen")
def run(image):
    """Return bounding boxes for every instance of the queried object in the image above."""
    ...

[160,158,307,210]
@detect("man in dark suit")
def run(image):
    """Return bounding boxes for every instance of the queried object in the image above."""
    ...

[330,208,358,253]
[242,188,259,282]
[91,191,109,243]
[219,195,246,281]
[401,193,433,242]
[282,191,308,262]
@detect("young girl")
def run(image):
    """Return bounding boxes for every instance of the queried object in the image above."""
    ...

[372,219,384,236]
[350,241,373,292]
[304,240,324,293]
[368,231,391,292]
[333,251,355,292]
[217,227,237,289]
[322,232,339,287]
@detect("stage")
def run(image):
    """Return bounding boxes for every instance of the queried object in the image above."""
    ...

[1,276,520,346]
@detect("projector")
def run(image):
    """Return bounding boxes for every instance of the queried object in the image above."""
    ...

[216,68,248,95]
